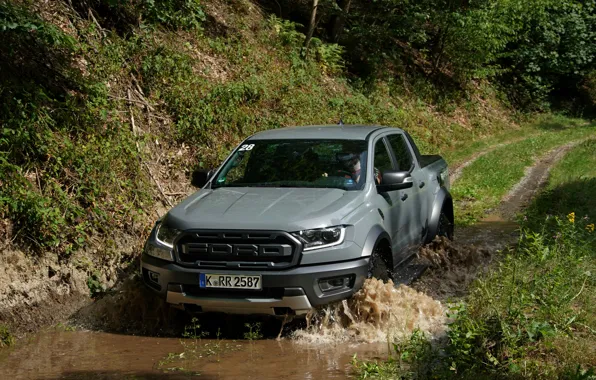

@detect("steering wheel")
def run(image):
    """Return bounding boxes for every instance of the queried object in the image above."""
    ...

[335,169,354,179]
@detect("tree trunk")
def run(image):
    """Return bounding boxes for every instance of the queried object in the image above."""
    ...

[303,0,319,57]
[330,0,351,43]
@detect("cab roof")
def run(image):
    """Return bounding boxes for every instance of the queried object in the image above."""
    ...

[247,125,403,140]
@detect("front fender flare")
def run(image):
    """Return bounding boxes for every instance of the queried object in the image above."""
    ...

[361,224,391,258]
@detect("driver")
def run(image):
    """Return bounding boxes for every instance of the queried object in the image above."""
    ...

[337,153,362,183]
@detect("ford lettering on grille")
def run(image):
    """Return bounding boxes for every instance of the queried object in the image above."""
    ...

[182,243,292,257]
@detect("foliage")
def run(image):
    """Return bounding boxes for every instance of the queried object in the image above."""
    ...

[87,272,105,297]
[270,0,596,111]
[352,329,436,379]
[69,0,205,33]
[495,0,596,111]
[243,322,262,340]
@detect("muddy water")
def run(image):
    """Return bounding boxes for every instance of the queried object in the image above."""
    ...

[0,329,390,379]
[0,279,447,379]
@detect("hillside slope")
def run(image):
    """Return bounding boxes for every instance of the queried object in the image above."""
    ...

[0,0,570,336]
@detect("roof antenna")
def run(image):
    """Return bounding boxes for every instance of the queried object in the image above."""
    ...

[338,114,344,126]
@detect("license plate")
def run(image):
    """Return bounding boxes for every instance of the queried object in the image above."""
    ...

[199,273,262,290]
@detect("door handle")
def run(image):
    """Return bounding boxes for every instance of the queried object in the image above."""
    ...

[401,193,408,201]
[419,181,425,188]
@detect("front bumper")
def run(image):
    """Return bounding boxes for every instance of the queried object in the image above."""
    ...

[141,253,369,316]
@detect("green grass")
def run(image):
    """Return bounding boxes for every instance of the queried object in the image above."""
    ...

[452,123,596,225]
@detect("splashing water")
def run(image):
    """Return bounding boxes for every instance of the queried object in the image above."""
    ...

[292,278,447,344]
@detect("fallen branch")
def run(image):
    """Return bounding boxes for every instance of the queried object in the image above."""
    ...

[144,162,173,208]
[108,95,154,110]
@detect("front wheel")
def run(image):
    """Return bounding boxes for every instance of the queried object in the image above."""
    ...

[437,209,454,240]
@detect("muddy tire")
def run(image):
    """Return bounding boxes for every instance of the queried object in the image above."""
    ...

[437,209,454,240]
[367,245,391,281]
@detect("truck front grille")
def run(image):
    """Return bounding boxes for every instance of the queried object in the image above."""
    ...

[175,230,301,270]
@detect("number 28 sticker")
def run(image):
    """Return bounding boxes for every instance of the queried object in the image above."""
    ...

[239,144,255,151]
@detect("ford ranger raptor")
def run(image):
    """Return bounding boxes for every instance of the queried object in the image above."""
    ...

[141,125,453,316]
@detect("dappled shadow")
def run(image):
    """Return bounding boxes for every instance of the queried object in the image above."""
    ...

[70,0,141,36]
[525,176,596,251]
[527,178,596,221]
[0,4,86,112]
[203,13,231,39]
[534,118,595,131]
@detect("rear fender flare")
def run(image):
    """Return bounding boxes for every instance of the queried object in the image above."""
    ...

[426,188,453,243]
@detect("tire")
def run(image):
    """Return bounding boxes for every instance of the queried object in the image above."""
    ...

[437,209,454,240]
[367,245,391,281]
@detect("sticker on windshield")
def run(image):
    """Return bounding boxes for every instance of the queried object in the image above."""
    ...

[238,144,255,151]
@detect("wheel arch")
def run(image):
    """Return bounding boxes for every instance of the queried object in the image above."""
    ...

[426,188,454,243]
[361,225,393,270]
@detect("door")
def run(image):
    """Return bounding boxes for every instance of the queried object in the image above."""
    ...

[386,133,426,248]
[371,137,412,262]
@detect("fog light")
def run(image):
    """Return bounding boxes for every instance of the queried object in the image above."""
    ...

[318,275,354,293]
[148,270,160,284]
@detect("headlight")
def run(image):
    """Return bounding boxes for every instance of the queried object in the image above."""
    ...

[155,223,180,248]
[292,226,346,251]
[145,243,174,262]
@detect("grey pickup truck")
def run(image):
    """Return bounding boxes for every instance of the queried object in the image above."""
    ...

[141,125,453,316]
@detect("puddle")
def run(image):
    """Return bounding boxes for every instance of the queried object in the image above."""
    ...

[0,330,387,379]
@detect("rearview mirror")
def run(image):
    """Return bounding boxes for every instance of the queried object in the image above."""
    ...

[191,168,214,188]
[376,170,413,192]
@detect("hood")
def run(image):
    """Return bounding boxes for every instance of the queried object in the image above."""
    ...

[164,187,364,231]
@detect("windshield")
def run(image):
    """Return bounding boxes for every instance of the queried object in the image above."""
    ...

[212,139,368,191]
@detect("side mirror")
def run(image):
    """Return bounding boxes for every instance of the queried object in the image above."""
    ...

[376,170,413,192]
[191,169,214,188]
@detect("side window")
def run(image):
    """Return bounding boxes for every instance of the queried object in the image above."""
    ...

[373,139,394,185]
[387,134,413,171]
